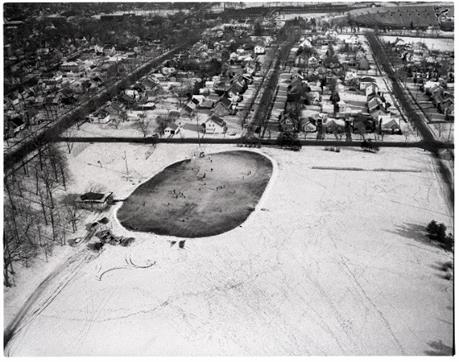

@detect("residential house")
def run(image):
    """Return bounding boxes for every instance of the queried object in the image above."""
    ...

[424,81,440,95]
[183,99,198,114]
[279,115,296,132]
[441,96,454,114]
[378,115,401,134]
[89,110,111,124]
[227,65,244,78]
[254,45,265,54]
[136,102,156,111]
[365,83,379,98]
[445,103,454,121]
[6,116,25,138]
[359,76,376,90]
[344,70,359,85]
[368,96,386,114]
[201,114,227,134]
[61,61,79,73]
[213,99,231,117]
[198,98,215,109]
[323,118,346,133]
[164,123,181,137]
[321,101,334,114]
[229,77,247,95]
[213,81,231,95]
[308,56,319,68]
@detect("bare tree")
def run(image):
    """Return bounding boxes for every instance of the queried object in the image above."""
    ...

[135,113,149,137]
[155,114,169,135]
[46,144,70,190]
[87,182,106,193]
[111,114,122,129]
[63,128,76,154]
[120,109,128,123]
[60,193,82,233]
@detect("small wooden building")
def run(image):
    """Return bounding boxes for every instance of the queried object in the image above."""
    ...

[77,192,113,210]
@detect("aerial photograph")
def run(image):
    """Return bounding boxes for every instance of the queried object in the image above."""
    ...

[3,1,454,356]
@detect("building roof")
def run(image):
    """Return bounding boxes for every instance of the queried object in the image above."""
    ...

[80,192,106,201]
[9,117,24,128]
[199,99,214,109]
[368,97,384,111]
[165,123,179,131]
[78,192,113,203]
[208,114,226,127]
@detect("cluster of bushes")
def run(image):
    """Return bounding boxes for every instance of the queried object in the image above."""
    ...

[426,220,454,251]
[440,261,453,280]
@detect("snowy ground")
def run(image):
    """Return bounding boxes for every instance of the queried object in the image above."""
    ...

[379,36,454,52]
[4,143,453,356]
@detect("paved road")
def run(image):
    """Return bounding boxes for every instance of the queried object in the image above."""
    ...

[53,135,454,150]
[366,32,454,209]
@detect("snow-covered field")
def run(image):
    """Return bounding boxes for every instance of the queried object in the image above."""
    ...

[4,143,453,356]
[379,36,454,52]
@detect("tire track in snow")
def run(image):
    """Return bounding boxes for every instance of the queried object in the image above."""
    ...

[303,270,361,354]
[340,256,406,354]
[4,249,97,355]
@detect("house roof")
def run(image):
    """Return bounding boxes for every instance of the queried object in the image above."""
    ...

[168,110,181,118]
[184,101,197,111]
[380,117,400,128]
[165,124,179,131]
[360,76,376,83]
[9,117,24,128]
[199,99,214,109]
[219,96,232,107]
[368,97,384,110]
[208,114,226,127]
[324,118,345,127]
[80,192,106,201]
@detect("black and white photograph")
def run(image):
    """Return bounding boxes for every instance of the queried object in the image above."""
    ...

[3,1,455,356]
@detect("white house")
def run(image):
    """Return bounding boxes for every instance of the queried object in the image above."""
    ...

[164,123,181,137]
[345,70,358,82]
[89,111,110,124]
[308,56,319,67]
[254,45,265,54]
[201,114,227,134]
[61,61,79,73]
[321,101,334,114]
[365,83,379,97]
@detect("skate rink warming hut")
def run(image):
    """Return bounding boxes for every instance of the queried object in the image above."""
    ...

[117,150,273,237]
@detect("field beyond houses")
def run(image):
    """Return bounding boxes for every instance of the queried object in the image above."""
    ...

[4,142,453,356]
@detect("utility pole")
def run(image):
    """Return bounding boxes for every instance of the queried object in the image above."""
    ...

[447,122,452,142]
[195,113,201,147]
[123,151,129,176]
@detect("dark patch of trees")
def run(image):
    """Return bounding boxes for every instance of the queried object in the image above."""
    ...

[426,220,454,251]
[4,145,81,287]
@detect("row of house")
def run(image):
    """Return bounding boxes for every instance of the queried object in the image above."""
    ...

[423,81,454,120]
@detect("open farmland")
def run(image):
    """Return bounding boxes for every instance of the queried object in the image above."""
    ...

[4,143,453,356]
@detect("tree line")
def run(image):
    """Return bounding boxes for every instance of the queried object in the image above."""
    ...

[4,144,83,287]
